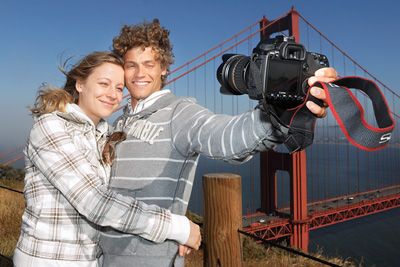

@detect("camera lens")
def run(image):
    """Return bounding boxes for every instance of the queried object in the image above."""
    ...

[217,54,250,95]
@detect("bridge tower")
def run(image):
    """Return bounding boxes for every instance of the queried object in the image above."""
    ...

[258,7,310,252]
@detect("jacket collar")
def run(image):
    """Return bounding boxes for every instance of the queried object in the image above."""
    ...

[54,103,108,134]
[124,90,177,118]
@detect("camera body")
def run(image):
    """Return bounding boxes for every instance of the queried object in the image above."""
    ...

[217,36,329,109]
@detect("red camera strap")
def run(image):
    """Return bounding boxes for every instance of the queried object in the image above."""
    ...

[280,76,395,153]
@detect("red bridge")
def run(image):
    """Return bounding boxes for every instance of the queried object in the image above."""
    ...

[243,182,400,251]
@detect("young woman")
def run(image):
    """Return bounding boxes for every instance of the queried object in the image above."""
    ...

[13,52,200,267]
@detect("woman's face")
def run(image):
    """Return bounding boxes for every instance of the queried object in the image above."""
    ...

[76,63,124,125]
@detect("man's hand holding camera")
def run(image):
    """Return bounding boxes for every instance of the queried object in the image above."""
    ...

[307,67,338,118]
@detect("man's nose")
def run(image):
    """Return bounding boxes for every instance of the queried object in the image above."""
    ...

[135,65,145,77]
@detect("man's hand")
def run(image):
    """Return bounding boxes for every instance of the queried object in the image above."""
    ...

[306,67,338,118]
[183,220,201,252]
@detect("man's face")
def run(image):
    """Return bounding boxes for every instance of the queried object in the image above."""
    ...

[123,46,167,105]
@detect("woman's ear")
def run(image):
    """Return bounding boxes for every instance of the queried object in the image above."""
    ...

[75,80,83,93]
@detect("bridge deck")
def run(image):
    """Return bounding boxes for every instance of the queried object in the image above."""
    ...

[242,185,400,235]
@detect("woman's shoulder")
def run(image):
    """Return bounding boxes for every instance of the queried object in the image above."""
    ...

[29,112,68,138]
[34,105,92,128]
[30,108,87,137]
[33,112,64,127]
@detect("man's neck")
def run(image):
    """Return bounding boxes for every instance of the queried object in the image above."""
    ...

[131,98,139,109]
[130,89,171,114]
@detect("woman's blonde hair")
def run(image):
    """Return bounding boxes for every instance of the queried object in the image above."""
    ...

[29,52,124,116]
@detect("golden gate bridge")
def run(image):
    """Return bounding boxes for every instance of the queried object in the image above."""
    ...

[1,7,399,254]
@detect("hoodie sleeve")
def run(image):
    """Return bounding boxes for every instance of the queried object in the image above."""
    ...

[171,101,287,163]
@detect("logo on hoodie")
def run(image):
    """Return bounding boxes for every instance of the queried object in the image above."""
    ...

[127,119,164,144]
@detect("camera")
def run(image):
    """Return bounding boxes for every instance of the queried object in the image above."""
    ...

[217,36,329,109]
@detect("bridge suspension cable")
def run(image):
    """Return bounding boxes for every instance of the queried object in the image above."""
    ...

[0,145,23,160]
[0,146,24,167]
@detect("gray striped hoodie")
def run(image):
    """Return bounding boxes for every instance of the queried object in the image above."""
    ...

[100,91,286,266]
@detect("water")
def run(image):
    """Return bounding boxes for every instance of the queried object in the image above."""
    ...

[308,207,400,267]
[306,144,400,266]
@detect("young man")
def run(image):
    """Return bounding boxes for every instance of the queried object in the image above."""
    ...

[100,19,338,266]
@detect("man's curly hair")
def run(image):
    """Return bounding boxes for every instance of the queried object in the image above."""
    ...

[113,19,174,88]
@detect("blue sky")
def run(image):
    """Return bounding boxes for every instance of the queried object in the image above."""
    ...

[1,0,399,165]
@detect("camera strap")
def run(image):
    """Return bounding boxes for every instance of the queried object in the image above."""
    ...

[274,76,395,153]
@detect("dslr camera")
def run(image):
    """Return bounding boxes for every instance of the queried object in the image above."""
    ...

[217,36,329,109]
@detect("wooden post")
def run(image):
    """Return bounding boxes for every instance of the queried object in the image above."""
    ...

[203,173,242,267]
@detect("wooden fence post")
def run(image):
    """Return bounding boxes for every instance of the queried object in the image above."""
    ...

[203,173,242,267]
